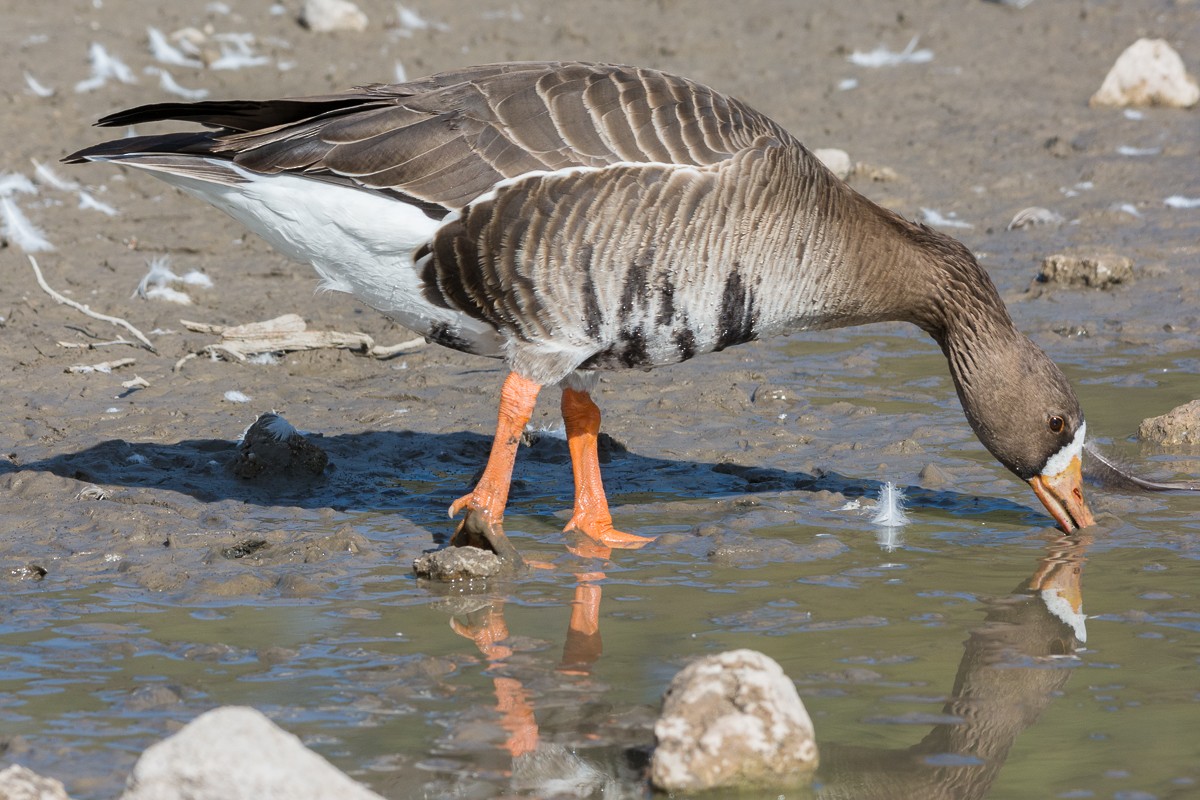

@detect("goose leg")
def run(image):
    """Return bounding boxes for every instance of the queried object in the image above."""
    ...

[561,387,653,549]
[449,372,541,558]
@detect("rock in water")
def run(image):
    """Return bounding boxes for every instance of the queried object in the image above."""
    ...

[1090,38,1199,108]
[0,765,72,800]
[1137,400,1200,446]
[120,706,385,800]
[412,546,504,581]
[650,649,818,792]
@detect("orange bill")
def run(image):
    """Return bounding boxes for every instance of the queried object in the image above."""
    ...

[1028,455,1095,532]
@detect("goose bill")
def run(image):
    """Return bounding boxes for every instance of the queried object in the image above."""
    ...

[1029,455,1095,532]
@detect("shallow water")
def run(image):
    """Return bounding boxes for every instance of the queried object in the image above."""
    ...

[3,315,1198,800]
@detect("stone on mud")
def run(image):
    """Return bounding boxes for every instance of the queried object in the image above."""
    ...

[300,0,369,32]
[1137,400,1200,446]
[1036,252,1133,289]
[1090,38,1199,108]
[649,649,818,793]
[120,706,385,800]
[413,546,503,581]
[0,764,72,800]
[813,148,852,179]
[233,413,328,480]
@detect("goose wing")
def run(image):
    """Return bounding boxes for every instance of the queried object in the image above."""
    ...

[70,61,795,211]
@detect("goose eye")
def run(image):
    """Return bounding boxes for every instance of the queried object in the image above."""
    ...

[1048,415,1065,434]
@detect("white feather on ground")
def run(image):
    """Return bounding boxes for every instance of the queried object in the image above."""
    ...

[145,286,192,304]
[1165,195,1200,208]
[32,160,81,191]
[920,207,973,229]
[135,256,180,296]
[75,42,138,92]
[145,66,210,100]
[147,26,203,67]
[870,482,910,527]
[262,413,299,441]
[78,190,118,216]
[0,172,37,197]
[182,270,214,287]
[224,390,251,403]
[209,33,271,70]
[394,3,449,33]
[24,71,55,97]
[1116,145,1160,157]
[848,36,933,68]
[135,256,211,304]
[1,196,54,252]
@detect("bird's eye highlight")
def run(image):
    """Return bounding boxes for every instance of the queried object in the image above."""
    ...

[1048,415,1065,434]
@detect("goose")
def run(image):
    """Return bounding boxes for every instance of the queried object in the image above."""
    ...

[65,61,1095,554]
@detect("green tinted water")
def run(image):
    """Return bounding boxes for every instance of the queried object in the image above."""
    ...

[2,327,1198,799]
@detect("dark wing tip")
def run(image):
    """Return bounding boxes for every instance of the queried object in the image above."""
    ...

[62,132,220,164]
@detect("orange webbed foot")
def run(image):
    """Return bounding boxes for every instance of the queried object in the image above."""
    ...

[563,513,654,550]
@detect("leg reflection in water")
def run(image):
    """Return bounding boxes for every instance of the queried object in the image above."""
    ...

[448,542,614,762]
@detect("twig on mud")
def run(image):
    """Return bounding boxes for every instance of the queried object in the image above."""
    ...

[174,313,426,371]
[27,255,156,353]
[65,357,136,374]
[57,337,138,349]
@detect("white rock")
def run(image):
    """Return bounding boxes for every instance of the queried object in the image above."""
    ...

[813,148,852,179]
[650,649,818,793]
[300,0,369,33]
[1090,38,1199,108]
[0,764,72,800]
[120,706,386,800]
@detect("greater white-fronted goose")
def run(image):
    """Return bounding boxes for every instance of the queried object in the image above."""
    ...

[65,61,1095,553]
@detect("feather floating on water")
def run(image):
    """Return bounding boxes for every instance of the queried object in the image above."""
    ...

[870,482,910,527]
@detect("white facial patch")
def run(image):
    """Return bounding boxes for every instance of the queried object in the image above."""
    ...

[1041,421,1086,478]
[1040,588,1087,642]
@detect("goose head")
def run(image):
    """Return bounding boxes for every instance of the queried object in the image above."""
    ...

[949,332,1095,532]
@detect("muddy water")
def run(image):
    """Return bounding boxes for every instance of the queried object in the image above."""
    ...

[3,0,1199,794]
[3,312,1198,800]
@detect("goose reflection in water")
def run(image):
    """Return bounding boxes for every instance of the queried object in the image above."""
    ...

[819,532,1090,799]
[425,531,1090,797]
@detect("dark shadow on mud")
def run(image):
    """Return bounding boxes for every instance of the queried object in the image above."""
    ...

[2,429,1041,532]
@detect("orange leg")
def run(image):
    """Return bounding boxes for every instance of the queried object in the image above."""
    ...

[449,372,541,557]
[561,388,653,549]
